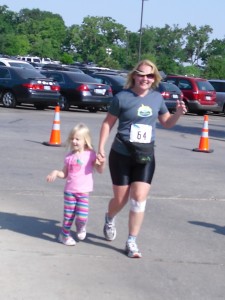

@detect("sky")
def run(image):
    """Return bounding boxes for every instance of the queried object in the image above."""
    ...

[1,0,225,40]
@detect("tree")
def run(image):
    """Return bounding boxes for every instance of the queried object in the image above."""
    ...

[15,9,67,59]
[183,23,213,65]
[73,16,127,66]
[140,25,184,74]
[203,56,225,79]
[201,38,225,65]
[0,34,30,56]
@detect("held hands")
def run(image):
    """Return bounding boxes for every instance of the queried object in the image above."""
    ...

[175,100,187,115]
[96,152,106,166]
[95,152,106,173]
[97,152,105,163]
[96,153,106,166]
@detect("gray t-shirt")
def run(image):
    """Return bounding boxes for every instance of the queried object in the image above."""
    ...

[109,88,168,155]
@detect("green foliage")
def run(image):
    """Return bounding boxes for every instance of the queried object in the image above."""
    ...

[60,53,74,64]
[1,5,225,77]
[203,56,225,79]
[181,65,202,77]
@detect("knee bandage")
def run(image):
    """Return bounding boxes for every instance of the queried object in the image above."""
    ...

[130,198,146,213]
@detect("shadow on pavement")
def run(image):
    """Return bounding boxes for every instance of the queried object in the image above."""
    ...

[0,212,61,242]
[81,232,126,255]
[189,220,225,236]
[0,212,126,255]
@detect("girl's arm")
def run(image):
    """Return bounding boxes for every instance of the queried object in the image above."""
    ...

[46,166,67,182]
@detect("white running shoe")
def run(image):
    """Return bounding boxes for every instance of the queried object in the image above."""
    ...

[103,213,116,241]
[58,234,76,246]
[125,241,142,258]
[76,227,87,241]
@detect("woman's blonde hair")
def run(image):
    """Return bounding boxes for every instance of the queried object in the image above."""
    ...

[66,123,93,151]
[125,59,162,89]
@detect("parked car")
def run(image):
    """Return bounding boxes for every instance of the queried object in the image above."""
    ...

[208,79,225,114]
[156,81,183,112]
[0,58,36,70]
[90,73,126,95]
[164,75,220,114]
[0,66,62,110]
[29,62,45,69]
[42,63,84,73]
[40,70,113,112]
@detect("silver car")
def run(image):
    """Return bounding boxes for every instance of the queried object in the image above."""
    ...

[208,79,225,114]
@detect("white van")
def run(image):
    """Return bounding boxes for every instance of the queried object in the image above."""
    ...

[41,58,52,64]
[0,58,36,69]
[19,56,41,63]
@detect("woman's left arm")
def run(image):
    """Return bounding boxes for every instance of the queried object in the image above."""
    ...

[158,100,187,129]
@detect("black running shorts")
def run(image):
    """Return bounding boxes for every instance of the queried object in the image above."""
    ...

[109,149,155,186]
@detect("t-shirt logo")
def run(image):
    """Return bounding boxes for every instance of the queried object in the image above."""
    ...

[137,104,152,117]
[70,160,82,172]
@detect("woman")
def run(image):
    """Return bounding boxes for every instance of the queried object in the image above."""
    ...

[97,59,186,258]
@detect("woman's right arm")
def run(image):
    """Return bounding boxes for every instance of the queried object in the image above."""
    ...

[98,113,118,159]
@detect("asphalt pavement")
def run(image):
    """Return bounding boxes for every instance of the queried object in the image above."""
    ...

[0,107,224,300]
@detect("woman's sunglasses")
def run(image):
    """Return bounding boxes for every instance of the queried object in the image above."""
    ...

[135,72,155,79]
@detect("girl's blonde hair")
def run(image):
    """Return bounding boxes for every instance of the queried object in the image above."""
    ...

[66,123,93,151]
[125,59,162,89]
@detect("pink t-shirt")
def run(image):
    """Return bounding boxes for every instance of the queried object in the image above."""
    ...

[64,150,96,193]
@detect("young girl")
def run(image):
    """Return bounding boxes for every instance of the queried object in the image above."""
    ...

[46,123,105,246]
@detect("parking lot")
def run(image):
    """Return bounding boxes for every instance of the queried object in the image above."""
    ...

[0,106,224,300]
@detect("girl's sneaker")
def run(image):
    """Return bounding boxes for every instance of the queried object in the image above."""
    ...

[125,241,142,258]
[58,234,76,246]
[76,226,87,241]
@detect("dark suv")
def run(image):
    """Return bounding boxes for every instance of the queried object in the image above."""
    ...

[164,75,220,114]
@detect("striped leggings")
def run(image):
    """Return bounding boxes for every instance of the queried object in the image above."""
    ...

[61,191,89,237]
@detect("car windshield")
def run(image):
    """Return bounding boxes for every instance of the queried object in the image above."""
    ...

[111,76,126,85]
[14,68,45,79]
[197,81,215,91]
[68,73,99,83]
[9,62,35,70]
[161,82,181,92]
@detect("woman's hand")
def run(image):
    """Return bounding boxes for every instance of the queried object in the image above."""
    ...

[176,100,187,115]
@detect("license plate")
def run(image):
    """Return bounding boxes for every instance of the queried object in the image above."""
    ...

[44,86,51,90]
[94,89,106,95]
[206,96,211,100]
[172,94,178,99]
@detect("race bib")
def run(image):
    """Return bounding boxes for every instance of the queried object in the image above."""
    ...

[130,124,152,143]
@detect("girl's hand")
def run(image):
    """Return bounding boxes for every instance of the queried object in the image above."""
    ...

[46,170,58,182]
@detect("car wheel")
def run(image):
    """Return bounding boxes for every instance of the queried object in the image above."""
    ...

[197,111,206,116]
[60,96,70,111]
[2,91,17,108]
[183,101,189,114]
[88,107,98,113]
[223,105,225,114]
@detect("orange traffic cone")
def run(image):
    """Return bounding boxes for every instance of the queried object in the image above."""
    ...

[43,106,62,147]
[193,115,213,153]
